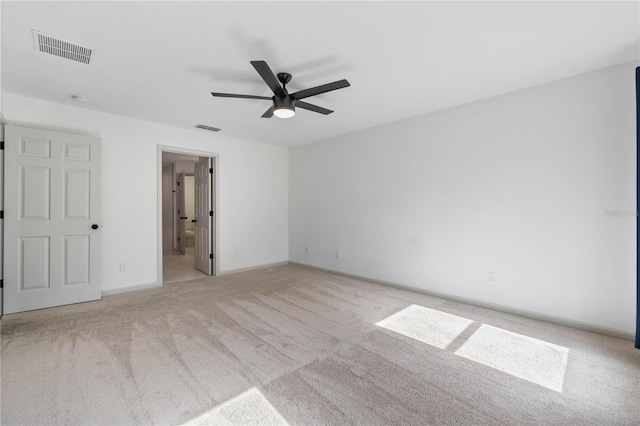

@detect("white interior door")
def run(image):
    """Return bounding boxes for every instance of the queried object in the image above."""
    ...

[161,163,174,251]
[176,172,186,255]
[195,158,214,275]
[4,125,101,314]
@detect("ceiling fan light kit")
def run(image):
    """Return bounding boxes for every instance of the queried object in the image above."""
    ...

[211,60,350,119]
[274,103,295,119]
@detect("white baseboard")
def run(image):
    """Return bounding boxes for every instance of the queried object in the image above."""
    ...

[289,262,635,342]
[218,261,289,276]
[101,281,161,297]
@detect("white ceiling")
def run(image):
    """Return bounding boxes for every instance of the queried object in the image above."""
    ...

[2,1,638,148]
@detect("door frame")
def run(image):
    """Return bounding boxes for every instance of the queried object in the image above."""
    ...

[157,145,219,284]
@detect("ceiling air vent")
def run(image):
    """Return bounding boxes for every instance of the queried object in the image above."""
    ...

[33,30,92,64]
[195,124,221,132]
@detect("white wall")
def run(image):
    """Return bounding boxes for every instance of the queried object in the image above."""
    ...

[290,61,638,334]
[3,93,289,292]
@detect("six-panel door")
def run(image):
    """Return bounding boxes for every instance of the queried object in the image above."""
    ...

[4,125,101,314]
[195,157,214,275]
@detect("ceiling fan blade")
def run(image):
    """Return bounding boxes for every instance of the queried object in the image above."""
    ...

[251,61,286,97]
[261,106,274,118]
[211,92,271,100]
[291,79,350,100]
[295,101,333,115]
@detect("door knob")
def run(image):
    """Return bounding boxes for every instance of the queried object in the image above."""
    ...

[91,224,99,230]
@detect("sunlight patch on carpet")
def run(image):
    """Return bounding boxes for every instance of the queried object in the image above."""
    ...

[455,324,569,392]
[183,387,289,425]
[375,304,569,393]
[375,304,474,349]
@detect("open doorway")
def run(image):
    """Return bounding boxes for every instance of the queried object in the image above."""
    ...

[159,148,217,285]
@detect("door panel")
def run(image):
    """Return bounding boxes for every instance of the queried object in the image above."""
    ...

[20,237,50,290]
[64,143,91,161]
[4,125,101,314]
[176,173,186,255]
[64,169,90,219]
[64,235,90,285]
[20,137,50,157]
[195,158,213,275]
[21,166,50,219]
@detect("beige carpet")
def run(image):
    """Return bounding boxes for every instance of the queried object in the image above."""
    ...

[1,264,639,425]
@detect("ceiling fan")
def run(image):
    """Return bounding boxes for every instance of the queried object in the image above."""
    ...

[211,60,350,119]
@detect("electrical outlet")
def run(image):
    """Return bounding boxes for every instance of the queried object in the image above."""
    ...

[488,272,497,284]
[119,262,128,272]
[336,251,341,259]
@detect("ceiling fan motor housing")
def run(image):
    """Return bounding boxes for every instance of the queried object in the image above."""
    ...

[274,95,296,108]
[273,95,296,118]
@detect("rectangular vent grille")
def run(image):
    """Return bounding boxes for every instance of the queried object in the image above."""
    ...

[33,31,92,64]
[195,124,221,132]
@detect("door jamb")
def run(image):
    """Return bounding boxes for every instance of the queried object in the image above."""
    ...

[157,145,219,285]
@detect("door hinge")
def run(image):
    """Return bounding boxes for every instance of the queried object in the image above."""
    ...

[178,237,181,242]
[0,210,3,219]
[209,253,213,259]
[0,141,4,150]
[209,167,213,174]
[176,181,180,186]
[209,211,213,216]
[0,279,3,288]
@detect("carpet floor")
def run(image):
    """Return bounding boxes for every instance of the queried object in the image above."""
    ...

[1,264,639,425]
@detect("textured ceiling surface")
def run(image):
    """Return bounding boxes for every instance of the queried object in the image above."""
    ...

[2,1,639,147]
